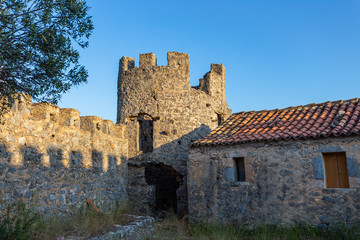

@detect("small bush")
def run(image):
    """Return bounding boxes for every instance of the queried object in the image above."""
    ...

[0,202,43,240]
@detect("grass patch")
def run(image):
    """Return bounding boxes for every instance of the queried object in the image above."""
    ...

[38,202,134,239]
[2,203,360,240]
[154,213,190,240]
[154,215,360,240]
[0,201,135,240]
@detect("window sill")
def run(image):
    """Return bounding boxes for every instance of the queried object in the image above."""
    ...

[230,181,250,187]
[322,188,355,193]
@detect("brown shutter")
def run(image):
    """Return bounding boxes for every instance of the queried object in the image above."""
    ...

[323,153,339,188]
[323,152,349,188]
[336,153,350,188]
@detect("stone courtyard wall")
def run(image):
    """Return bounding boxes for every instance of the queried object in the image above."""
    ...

[188,137,360,225]
[117,52,231,215]
[0,96,128,215]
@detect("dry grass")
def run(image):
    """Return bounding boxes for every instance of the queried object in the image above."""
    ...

[3,202,360,240]
[154,214,190,240]
[37,202,134,239]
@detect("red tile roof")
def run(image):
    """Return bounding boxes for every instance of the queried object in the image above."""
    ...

[192,98,360,146]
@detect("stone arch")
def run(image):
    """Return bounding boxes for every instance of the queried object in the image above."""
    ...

[145,163,183,213]
[128,113,159,153]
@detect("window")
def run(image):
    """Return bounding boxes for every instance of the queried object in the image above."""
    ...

[217,113,224,126]
[234,157,246,182]
[323,152,349,188]
[138,115,154,153]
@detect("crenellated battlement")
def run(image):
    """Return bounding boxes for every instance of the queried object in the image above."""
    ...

[1,95,125,138]
[117,52,229,126]
[59,108,80,128]
[119,56,135,71]
[119,52,190,73]
[139,52,157,68]
[117,51,230,122]
[198,63,226,102]
[167,52,189,69]
[118,52,224,97]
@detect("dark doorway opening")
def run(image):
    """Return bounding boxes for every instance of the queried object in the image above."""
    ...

[145,163,182,213]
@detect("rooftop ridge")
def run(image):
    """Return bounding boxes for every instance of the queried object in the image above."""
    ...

[232,97,360,115]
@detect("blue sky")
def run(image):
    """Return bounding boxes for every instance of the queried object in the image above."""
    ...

[58,0,360,123]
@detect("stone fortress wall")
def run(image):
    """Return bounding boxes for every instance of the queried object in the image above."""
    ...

[0,95,128,215]
[117,52,231,216]
[0,51,231,218]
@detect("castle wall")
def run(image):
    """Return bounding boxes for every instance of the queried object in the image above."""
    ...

[0,96,128,215]
[188,137,360,225]
[117,52,231,216]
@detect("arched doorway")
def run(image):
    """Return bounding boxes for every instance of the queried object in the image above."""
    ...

[145,163,182,213]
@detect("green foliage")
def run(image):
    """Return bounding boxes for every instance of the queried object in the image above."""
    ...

[0,0,93,104]
[0,202,43,240]
[154,216,360,240]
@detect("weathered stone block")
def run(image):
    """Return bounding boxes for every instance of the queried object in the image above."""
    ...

[317,145,344,153]
[224,168,235,182]
[312,156,325,179]
[31,102,60,121]
[347,157,360,177]
[59,108,80,128]
[139,53,157,68]
[80,116,103,132]
[167,52,189,69]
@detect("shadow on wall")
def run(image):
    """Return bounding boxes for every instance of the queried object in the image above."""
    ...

[0,145,124,172]
[0,142,127,215]
[128,124,211,217]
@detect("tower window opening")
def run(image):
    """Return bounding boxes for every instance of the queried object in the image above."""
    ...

[138,115,154,153]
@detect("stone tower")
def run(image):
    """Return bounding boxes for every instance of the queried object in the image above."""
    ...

[117,52,231,216]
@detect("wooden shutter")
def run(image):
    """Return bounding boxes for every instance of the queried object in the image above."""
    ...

[337,153,350,188]
[323,152,349,188]
[323,153,338,188]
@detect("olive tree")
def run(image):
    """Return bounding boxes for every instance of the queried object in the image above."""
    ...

[0,0,93,105]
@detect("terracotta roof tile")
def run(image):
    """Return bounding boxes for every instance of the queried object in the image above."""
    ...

[192,98,360,146]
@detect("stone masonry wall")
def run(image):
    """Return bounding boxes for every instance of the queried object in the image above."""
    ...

[188,137,360,226]
[117,52,231,216]
[0,96,128,216]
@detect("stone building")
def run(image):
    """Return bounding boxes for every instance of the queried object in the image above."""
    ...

[116,52,231,216]
[188,98,360,225]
